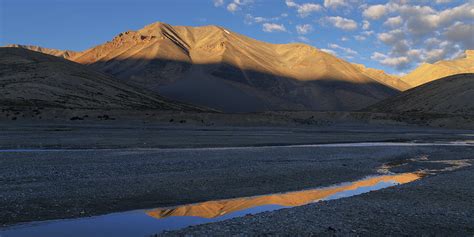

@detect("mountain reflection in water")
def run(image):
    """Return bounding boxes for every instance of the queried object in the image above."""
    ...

[147,173,421,219]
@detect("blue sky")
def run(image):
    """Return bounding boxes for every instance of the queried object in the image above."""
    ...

[1,0,473,74]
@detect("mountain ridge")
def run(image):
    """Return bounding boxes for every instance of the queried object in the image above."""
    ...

[369,73,474,115]
[401,50,474,87]
[4,21,425,112]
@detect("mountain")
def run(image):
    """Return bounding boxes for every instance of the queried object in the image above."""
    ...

[353,64,410,91]
[0,47,204,111]
[369,73,474,115]
[401,50,474,87]
[6,44,79,59]
[56,22,399,112]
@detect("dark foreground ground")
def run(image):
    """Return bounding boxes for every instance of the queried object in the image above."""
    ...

[165,158,474,236]
[0,121,473,236]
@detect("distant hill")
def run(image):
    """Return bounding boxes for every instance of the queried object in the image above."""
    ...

[401,50,474,87]
[0,47,204,111]
[8,22,400,112]
[5,44,79,59]
[369,73,474,115]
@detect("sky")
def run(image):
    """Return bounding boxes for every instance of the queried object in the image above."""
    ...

[1,0,473,75]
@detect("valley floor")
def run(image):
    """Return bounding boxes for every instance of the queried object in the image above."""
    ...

[0,121,473,235]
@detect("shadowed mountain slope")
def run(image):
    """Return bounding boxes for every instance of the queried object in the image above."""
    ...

[401,50,474,87]
[63,22,400,112]
[0,47,205,111]
[369,73,474,115]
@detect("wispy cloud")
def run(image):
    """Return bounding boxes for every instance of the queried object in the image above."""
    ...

[329,43,358,55]
[262,23,287,32]
[296,24,313,34]
[286,0,322,18]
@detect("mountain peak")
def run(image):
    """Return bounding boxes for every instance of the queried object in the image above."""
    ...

[401,50,474,87]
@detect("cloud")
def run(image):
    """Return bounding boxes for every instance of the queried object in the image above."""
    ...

[213,0,225,7]
[245,14,283,24]
[320,48,338,56]
[363,4,387,19]
[372,1,473,72]
[298,3,322,17]
[371,52,410,70]
[297,36,310,42]
[444,21,474,49]
[323,0,348,8]
[377,29,405,45]
[227,3,239,12]
[286,0,322,17]
[354,35,366,41]
[384,16,403,28]
[362,30,374,36]
[324,16,357,30]
[329,43,358,55]
[226,0,254,12]
[245,15,268,24]
[296,24,313,34]
[362,20,370,30]
[367,2,474,36]
[285,0,298,7]
[262,23,287,32]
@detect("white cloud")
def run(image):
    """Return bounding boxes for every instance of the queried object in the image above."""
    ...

[245,14,283,25]
[362,30,374,36]
[296,24,313,34]
[384,16,403,28]
[372,1,473,72]
[371,52,410,70]
[354,35,366,41]
[226,0,254,12]
[378,29,403,43]
[213,0,225,7]
[321,48,338,56]
[297,3,322,17]
[285,0,298,7]
[286,0,322,18]
[227,3,239,12]
[362,20,370,30]
[324,16,357,30]
[363,4,387,20]
[262,23,287,32]
[323,0,348,9]
[329,43,358,55]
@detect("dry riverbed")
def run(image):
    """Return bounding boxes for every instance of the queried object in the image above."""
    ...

[0,122,473,235]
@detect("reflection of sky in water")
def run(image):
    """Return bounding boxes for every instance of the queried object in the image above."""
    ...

[0,177,412,237]
[322,181,398,201]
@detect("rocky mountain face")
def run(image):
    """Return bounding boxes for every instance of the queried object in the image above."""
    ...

[50,22,397,112]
